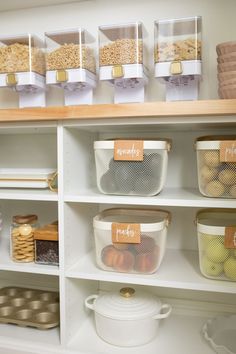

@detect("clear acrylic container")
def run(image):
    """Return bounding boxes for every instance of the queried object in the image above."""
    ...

[45,28,96,73]
[154,16,201,63]
[94,139,171,196]
[93,208,170,274]
[0,34,45,76]
[99,22,148,103]
[99,21,146,68]
[154,16,202,101]
[196,136,236,198]
[0,34,46,107]
[34,223,59,265]
[45,28,96,105]
[10,214,39,263]
[196,209,236,281]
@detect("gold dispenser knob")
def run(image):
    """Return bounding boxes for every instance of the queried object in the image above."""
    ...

[6,73,17,86]
[120,287,135,298]
[170,61,183,75]
[56,70,68,82]
[112,65,124,79]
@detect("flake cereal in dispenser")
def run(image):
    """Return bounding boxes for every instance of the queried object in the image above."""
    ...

[0,34,46,107]
[45,28,96,106]
[154,16,202,101]
[99,22,148,103]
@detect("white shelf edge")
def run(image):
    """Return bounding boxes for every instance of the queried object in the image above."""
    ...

[0,263,60,276]
[0,189,58,201]
[65,249,236,294]
[68,312,215,354]
[64,188,236,208]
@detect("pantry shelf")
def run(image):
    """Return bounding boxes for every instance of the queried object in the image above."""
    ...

[0,237,59,276]
[68,311,214,354]
[64,188,236,208]
[0,189,58,201]
[1,99,236,123]
[0,323,60,349]
[65,249,236,294]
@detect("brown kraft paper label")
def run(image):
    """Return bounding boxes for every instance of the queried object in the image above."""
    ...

[220,141,236,162]
[114,140,144,161]
[112,223,141,244]
[224,227,236,249]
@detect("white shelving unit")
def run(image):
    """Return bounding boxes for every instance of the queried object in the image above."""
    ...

[0,0,235,352]
[0,106,235,354]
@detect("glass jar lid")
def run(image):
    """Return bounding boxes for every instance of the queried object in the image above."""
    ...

[93,287,162,320]
[12,214,38,224]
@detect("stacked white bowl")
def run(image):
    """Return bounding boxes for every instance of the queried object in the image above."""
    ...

[216,41,236,99]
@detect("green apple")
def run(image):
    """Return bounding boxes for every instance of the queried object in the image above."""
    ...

[201,256,224,277]
[206,239,230,263]
[200,233,224,250]
[224,257,236,280]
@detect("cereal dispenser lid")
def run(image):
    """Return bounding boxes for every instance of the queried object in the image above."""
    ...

[92,287,162,320]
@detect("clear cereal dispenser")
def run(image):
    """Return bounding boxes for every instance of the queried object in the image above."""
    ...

[45,28,96,105]
[0,34,46,107]
[99,22,148,103]
[154,16,202,101]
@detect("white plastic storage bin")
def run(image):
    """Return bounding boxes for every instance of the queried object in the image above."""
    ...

[99,22,148,103]
[45,28,96,105]
[94,139,171,196]
[154,16,202,101]
[0,33,46,107]
[196,209,236,281]
[93,208,170,274]
[196,136,236,198]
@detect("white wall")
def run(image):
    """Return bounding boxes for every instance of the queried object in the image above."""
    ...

[0,0,235,107]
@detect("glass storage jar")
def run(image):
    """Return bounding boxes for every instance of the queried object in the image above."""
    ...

[34,223,59,265]
[10,214,39,262]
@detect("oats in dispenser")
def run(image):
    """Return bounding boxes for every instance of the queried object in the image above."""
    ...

[99,22,148,103]
[45,28,96,106]
[154,16,202,101]
[0,34,46,108]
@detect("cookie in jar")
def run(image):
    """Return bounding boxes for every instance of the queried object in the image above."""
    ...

[10,214,39,262]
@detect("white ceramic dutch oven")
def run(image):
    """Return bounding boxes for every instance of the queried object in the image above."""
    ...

[85,287,172,347]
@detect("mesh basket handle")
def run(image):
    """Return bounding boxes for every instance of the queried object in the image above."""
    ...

[195,208,236,225]
[98,208,171,227]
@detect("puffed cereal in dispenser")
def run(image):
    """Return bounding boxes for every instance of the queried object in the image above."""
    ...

[0,34,46,108]
[154,16,202,101]
[99,22,148,103]
[45,28,96,105]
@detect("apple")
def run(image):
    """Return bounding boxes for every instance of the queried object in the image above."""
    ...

[206,239,230,263]
[224,257,236,281]
[201,256,224,277]
[200,233,224,250]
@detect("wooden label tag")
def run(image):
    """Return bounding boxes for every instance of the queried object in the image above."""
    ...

[220,141,236,162]
[112,223,141,244]
[224,226,236,249]
[114,140,144,161]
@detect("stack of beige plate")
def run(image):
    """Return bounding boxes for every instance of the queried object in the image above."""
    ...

[217,41,236,99]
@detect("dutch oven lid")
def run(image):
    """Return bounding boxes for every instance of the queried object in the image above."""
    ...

[93,287,162,320]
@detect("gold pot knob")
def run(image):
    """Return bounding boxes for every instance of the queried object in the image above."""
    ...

[120,287,135,298]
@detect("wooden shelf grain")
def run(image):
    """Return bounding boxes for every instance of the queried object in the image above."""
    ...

[0,99,236,123]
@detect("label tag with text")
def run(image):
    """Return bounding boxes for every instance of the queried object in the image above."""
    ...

[220,141,236,162]
[112,223,141,244]
[114,140,144,161]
